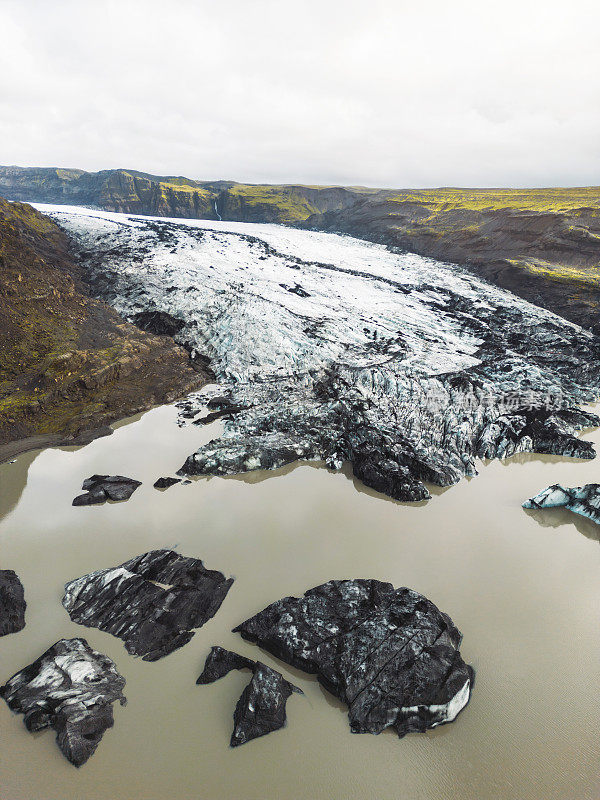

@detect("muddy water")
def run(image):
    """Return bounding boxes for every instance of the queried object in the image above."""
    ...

[0,404,599,800]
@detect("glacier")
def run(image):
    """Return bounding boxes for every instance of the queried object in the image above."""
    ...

[36,204,600,502]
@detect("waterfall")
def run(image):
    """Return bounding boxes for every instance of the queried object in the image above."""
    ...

[214,199,222,221]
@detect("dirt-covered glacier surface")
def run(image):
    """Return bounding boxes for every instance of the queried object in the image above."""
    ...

[39,205,600,501]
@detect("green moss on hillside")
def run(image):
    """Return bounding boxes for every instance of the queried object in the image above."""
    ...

[385,187,600,215]
[221,184,319,223]
[0,197,204,451]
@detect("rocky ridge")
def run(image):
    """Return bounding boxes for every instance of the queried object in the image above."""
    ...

[0,166,363,226]
[0,197,207,459]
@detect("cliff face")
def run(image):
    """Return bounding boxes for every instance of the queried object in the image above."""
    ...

[99,170,217,218]
[0,166,104,205]
[1,166,599,328]
[0,166,366,224]
[0,166,219,220]
[216,184,367,224]
[0,197,207,456]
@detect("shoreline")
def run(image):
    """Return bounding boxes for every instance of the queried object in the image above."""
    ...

[1,391,598,799]
[0,386,203,464]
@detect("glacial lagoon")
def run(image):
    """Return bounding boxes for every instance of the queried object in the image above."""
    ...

[1,403,598,800]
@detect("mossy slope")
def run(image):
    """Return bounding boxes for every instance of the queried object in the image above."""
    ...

[0,197,205,453]
[304,187,600,329]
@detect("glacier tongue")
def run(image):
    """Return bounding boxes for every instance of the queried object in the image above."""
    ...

[39,205,600,501]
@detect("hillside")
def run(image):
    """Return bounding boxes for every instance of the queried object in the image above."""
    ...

[305,187,600,331]
[0,166,599,328]
[0,197,206,456]
[0,166,366,224]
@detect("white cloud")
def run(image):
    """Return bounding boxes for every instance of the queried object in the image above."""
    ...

[0,0,598,187]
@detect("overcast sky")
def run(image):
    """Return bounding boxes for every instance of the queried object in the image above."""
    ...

[0,0,598,188]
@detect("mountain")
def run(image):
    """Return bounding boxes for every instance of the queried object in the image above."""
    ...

[0,165,599,329]
[0,197,206,456]
[0,166,367,224]
[304,187,600,332]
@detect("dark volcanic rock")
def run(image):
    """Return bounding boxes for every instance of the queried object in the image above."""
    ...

[153,476,181,489]
[0,638,126,767]
[0,569,26,636]
[131,310,185,337]
[197,646,303,747]
[72,474,142,506]
[351,441,431,502]
[524,483,600,525]
[234,580,474,738]
[191,400,249,426]
[280,282,311,298]
[62,549,233,661]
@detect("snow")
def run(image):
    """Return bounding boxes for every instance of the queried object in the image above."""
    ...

[33,205,600,499]
[34,203,569,383]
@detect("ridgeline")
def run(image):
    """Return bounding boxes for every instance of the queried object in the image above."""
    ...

[1,166,598,329]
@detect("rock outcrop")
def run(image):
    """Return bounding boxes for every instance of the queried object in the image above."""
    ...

[524,483,600,525]
[234,580,474,738]
[0,569,26,636]
[197,646,303,746]
[0,638,126,767]
[44,207,600,503]
[131,310,186,337]
[72,474,142,506]
[62,549,233,660]
[153,476,181,489]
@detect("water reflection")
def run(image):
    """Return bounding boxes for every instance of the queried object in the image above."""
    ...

[3,404,600,529]
[222,459,445,507]
[0,449,41,523]
[0,402,599,800]
[523,506,600,543]
[0,411,151,525]
[483,449,597,468]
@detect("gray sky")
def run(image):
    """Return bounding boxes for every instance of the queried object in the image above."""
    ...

[1,0,598,188]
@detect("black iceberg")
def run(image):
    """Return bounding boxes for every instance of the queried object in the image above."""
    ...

[72,474,142,506]
[197,645,303,746]
[153,476,181,489]
[234,579,474,738]
[0,638,126,767]
[62,549,234,661]
[0,569,26,636]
